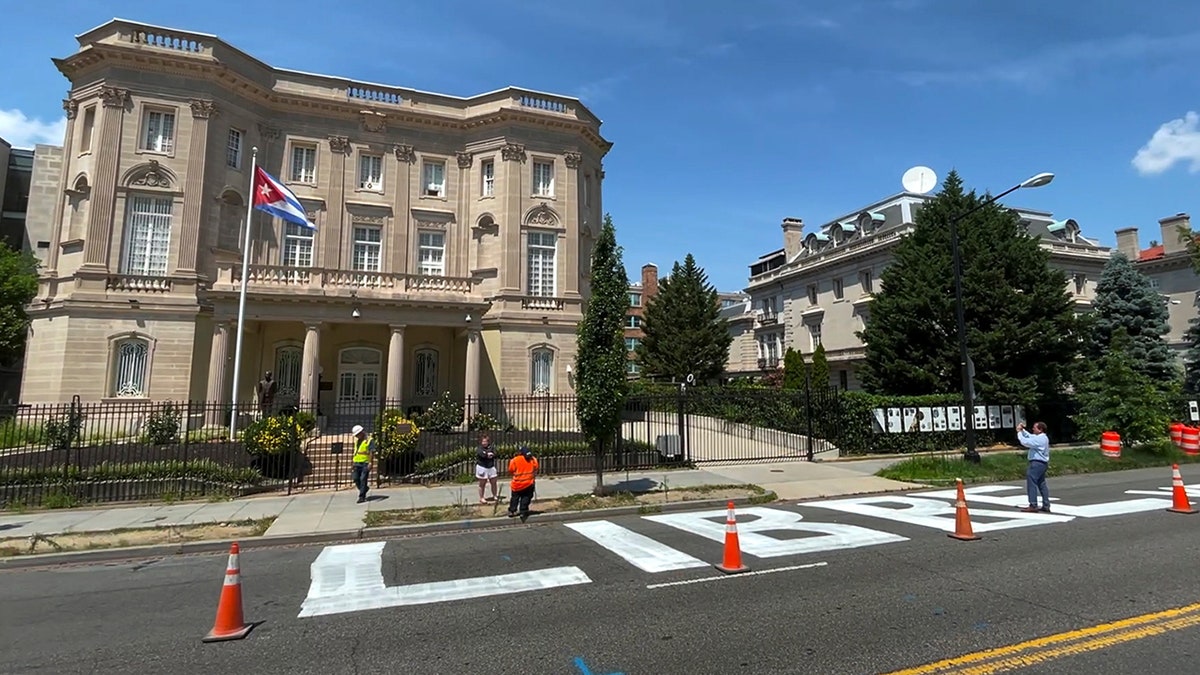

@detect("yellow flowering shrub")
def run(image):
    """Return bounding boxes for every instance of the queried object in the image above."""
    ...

[242,414,304,456]
[373,409,421,458]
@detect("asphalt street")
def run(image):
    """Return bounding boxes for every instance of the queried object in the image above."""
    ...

[5,466,1200,674]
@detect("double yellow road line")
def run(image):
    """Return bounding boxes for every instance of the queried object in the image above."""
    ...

[884,600,1200,674]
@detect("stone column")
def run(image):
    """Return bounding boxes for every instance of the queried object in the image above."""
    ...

[176,99,216,274]
[463,328,481,423]
[81,86,130,270]
[386,324,405,405]
[562,151,582,297]
[454,151,473,278]
[323,136,350,269]
[45,98,79,276]
[500,143,526,293]
[299,322,321,412]
[390,144,415,274]
[205,321,230,425]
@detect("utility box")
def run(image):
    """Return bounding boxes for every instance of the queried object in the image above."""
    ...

[656,434,681,459]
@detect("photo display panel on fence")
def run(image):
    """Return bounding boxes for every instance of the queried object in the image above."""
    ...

[870,405,1026,433]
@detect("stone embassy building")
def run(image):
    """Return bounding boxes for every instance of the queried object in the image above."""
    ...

[21,19,612,423]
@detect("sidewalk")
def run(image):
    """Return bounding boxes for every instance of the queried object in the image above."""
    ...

[0,459,917,540]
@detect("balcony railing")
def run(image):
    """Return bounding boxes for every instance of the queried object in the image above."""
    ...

[105,274,174,293]
[758,310,778,326]
[212,263,474,296]
[521,296,567,311]
[757,356,780,370]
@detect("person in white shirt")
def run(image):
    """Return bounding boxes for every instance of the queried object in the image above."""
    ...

[1017,421,1051,513]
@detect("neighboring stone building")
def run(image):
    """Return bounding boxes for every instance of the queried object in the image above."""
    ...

[1,138,40,402]
[21,19,611,423]
[1116,213,1200,356]
[729,192,1112,389]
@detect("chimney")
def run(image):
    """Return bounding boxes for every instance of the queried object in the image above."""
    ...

[1114,227,1140,260]
[782,217,804,260]
[641,263,659,301]
[1159,213,1191,256]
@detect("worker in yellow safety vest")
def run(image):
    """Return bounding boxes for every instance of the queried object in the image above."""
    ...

[351,424,374,503]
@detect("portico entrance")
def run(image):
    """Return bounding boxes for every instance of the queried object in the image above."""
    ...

[333,347,381,431]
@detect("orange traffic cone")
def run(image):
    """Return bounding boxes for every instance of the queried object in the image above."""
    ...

[715,501,750,574]
[203,542,254,642]
[1167,464,1198,515]
[948,478,981,541]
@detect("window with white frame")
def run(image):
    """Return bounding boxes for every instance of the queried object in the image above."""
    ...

[282,222,315,267]
[121,194,173,276]
[531,348,553,394]
[629,292,642,307]
[533,160,554,197]
[626,315,641,329]
[418,231,445,276]
[112,338,150,397]
[352,225,382,272]
[141,109,175,154]
[422,160,445,197]
[527,231,557,296]
[359,153,383,191]
[481,160,495,197]
[757,333,782,362]
[226,129,243,169]
[810,322,822,350]
[625,337,640,352]
[290,144,317,183]
[626,361,641,375]
[414,348,439,397]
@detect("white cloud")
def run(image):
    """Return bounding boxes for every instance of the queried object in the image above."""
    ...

[1132,111,1200,176]
[0,109,66,149]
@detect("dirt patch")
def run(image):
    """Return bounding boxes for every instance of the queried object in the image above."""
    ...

[363,484,772,527]
[0,517,274,557]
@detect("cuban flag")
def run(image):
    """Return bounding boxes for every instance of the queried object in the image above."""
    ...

[252,166,315,230]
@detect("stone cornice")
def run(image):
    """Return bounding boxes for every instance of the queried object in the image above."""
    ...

[54,44,613,154]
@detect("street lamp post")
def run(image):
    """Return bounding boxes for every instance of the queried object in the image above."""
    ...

[951,172,1055,463]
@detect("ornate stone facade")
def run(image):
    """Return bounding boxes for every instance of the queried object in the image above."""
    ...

[21,18,612,411]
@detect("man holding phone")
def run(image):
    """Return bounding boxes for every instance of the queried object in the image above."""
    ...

[1017,421,1051,513]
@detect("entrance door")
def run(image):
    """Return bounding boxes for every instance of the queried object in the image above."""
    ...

[335,347,381,425]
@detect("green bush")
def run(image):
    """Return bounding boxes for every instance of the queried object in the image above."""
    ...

[0,459,262,486]
[0,418,40,449]
[241,414,304,456]
[144,402,182,445]
[293,411,318,434]
[831,392,1006,455]
[415,391,463,433]
[43,410,85,450]
[372,409,421,458]
[467,412,500,431]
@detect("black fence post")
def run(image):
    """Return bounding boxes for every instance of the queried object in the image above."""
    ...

[676,384,688,463]
[181,400,193,500]
[804,373,815,462]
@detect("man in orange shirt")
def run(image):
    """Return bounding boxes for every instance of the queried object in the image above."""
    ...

[507,445,539,521]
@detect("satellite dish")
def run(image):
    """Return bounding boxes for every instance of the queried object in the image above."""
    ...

[902,166,938,195]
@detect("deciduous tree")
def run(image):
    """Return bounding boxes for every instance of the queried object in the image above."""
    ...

[0,243,38,367]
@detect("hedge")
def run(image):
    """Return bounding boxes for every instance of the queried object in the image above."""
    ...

[414,439,657,474]
[0,459,263,486]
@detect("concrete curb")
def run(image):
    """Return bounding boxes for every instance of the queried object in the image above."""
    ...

[0,491,779,570]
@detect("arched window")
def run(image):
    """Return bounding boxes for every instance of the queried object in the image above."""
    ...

[531,347,554,395]
[414,348,439,397]
[112,338,150,397]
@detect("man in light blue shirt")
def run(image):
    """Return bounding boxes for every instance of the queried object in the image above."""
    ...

[1017,421,1051,513]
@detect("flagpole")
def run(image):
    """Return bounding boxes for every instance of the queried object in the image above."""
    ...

[228,147,259,437]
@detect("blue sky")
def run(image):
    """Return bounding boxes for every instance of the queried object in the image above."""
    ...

[3,0,1200,291]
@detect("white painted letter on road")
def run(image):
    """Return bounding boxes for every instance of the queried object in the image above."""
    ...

[805,495,1072,533]
[916,485,1172,518]
[299,542,592,618]
[643,506,907,558]
[565,520,709,573]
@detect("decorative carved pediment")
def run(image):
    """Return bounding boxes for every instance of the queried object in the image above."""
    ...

[525,204,559,227]
[360,110,387,133]
[411,207,455,229]
[346,202,392,225]
[393,143,416,163]
[123,160,177,190]
[501,143,526,162]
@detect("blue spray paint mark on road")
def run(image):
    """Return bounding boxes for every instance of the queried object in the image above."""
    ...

[501,554,511,562]
[574,656,625,675]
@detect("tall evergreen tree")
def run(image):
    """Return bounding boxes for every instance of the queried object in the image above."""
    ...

[574,214,629,494]
[1076,328,1171,444]
[857,171,1080,405]
[1183,318,1200,393]
[0,243,38,368]
[782,347,807,390]
[810,344,831,389]
[636,253,732,383]
[1087,251,1176,385]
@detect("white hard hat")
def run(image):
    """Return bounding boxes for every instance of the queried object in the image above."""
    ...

[351,425,365,435]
